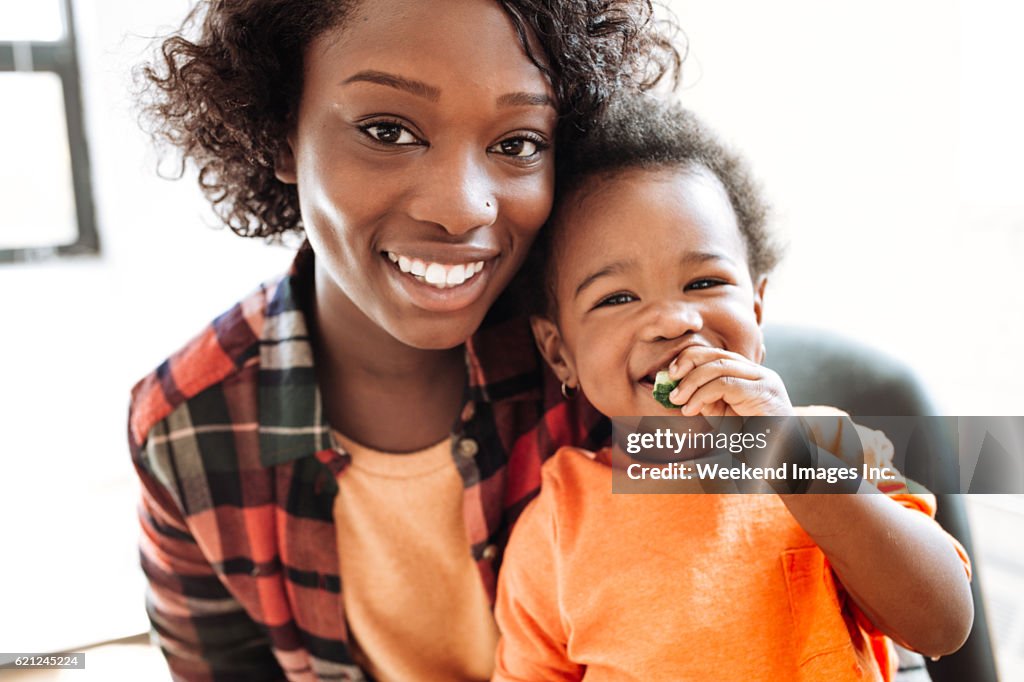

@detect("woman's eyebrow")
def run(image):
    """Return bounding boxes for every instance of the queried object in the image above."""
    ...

[497,92,555,109]
[574,260,636,300]
[341,70,553,109]
[342,70,441,101]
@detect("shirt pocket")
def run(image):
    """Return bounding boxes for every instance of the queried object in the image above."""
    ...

[781,547,879,681]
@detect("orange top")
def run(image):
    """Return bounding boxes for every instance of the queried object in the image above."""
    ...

[333,433,498,682]
[494,444,966,682]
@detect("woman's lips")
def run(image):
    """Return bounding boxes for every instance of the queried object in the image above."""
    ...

[386,251,486,288]
[383,251,495,313]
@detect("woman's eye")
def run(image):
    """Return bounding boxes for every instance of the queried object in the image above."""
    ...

[361,123,420,145]
[489,136,546,158]
[596,293,636,307]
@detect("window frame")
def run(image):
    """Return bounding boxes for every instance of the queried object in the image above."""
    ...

[0,0,98,264]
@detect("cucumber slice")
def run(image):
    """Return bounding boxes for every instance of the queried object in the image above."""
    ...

[652,370,679,408]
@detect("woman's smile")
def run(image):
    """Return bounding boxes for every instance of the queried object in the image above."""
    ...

[381,247,497,313]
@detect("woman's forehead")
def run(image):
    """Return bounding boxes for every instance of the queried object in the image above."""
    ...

[306,0,552,94]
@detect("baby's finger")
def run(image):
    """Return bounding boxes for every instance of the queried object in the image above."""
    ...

[670,358,764,406]
[667,346,745,381]
[680,376,766,416]
[698,400,738,421]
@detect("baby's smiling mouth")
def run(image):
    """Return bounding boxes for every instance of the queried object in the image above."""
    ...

[384,251,488,289]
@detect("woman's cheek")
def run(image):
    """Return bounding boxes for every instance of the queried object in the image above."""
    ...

[507,170,555,235]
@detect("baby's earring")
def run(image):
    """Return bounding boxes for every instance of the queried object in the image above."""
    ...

[561,382,578,400]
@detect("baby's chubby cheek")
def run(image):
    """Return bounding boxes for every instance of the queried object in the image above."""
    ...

[580,366,640,417]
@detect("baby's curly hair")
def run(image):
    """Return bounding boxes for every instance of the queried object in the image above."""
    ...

[519,94,782,318]
[137,0,683,239]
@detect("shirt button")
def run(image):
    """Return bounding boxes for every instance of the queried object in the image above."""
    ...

[482,544,498,562]
[457,437,479,459]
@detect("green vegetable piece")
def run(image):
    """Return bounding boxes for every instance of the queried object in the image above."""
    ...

[652,370,679,408]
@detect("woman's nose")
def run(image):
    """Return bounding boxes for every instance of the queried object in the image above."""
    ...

[642,300,703,342]
[406,148,498,235]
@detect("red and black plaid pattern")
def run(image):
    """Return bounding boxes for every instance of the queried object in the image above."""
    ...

[129,247,607,681]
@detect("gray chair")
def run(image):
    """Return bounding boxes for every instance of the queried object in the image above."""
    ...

[764,324,999,682]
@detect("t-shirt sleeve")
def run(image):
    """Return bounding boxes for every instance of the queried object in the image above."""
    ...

[493,458,583,682]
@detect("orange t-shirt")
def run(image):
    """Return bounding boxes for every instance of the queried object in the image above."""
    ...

[333,433,498,682]
[493,444,963,682]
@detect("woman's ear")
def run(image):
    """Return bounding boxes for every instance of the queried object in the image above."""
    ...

[753,275,768,326]
[530,315,578,389]
[275,135,297,184]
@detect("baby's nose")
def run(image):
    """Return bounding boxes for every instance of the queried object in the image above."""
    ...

[642,301,703,342]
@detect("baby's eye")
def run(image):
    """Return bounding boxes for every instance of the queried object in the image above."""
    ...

[596,293,637,307]
[686,279,726,291]
[488,135,548,158]
[361,122,421,146]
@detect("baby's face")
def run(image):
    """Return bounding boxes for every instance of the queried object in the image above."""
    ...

[534,166,766,417]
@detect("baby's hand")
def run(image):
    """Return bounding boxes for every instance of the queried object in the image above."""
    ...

[666,346,794,417]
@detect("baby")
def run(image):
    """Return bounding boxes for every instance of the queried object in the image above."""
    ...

[493,97,973,681]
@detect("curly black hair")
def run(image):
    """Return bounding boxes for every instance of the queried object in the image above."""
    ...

[518,94,782,318]
[137,0,683,239]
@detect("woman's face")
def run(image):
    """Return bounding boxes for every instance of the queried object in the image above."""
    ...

[276,0,557,350]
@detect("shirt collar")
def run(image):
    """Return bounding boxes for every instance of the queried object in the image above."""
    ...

[258,244,544,467]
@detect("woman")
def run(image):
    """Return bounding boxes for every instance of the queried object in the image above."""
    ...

[130,0,679,680]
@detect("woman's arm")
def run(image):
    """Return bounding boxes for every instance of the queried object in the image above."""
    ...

[133,441,285,681]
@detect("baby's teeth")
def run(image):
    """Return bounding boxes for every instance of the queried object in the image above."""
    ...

[387,251,399,263]
[411,259,426,276]
[473,261,484,274]
[446,264,466,286]
[398,255,412,273]
[424,263,447,285]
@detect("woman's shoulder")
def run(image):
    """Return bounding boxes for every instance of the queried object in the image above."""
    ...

[128,273,288,456]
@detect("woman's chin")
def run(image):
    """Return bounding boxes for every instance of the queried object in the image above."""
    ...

[389,314,485,351]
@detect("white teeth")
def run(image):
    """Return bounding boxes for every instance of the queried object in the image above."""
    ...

[386,251,488,289]
[446,264,466,286]
[424,262,447,285]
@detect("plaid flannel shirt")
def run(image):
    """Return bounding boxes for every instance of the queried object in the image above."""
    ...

[128,246,607,681]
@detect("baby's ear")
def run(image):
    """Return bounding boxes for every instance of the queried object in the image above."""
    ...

[274,135,298,184]
[530,315,577,386]
[753,275,768,326]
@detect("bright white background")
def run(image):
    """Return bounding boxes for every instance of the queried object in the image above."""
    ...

[0,0,1021,678]
[667,0,1024,417]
